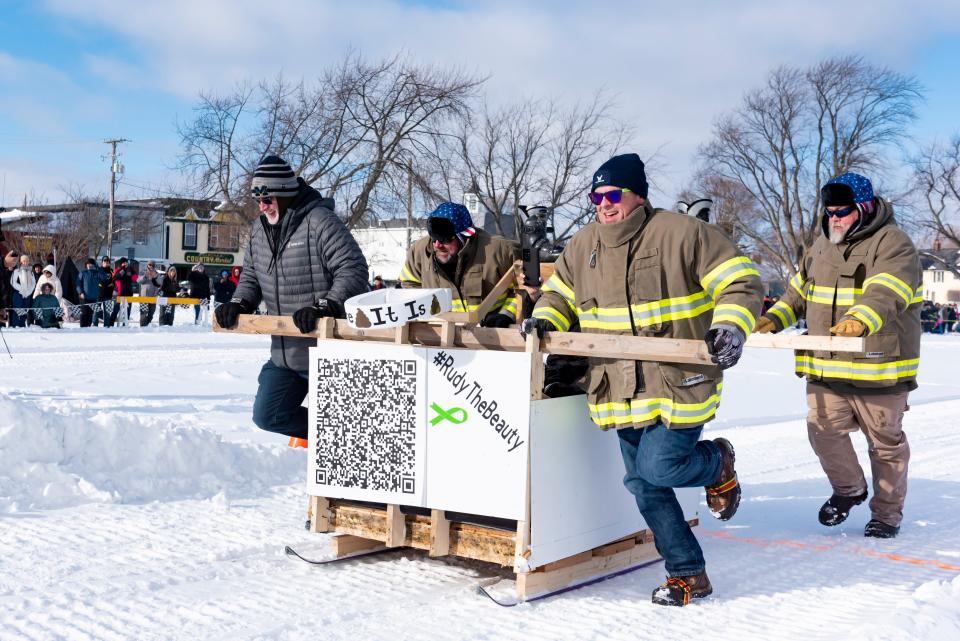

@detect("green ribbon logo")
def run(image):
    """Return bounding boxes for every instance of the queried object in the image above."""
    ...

[430,402,468,426]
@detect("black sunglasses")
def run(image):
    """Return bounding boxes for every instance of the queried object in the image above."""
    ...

[824,205,857,218]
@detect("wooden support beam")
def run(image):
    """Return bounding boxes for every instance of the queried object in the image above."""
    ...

[745,332,864,352]
[386,504,405,547]
[331,534,384,557]
[473,266,518,323]
[439,321,456,348]
[429,509,451,557]
[394,323,410,345]
[516,532,659,600]
[309,496,330,533]
[526,332,545,401]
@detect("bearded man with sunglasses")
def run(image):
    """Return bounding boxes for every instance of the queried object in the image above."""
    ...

[216,155,369,440]
[522,153,763,606]
[399,202,519,327]
[757,173,921,540]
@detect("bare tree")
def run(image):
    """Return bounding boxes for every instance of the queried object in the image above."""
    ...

[176,54,483,229]
[698,55,922,275]
[912,135,960,277]
[175,83,254,206]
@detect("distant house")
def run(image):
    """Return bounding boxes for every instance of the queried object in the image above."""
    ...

[0,198,241,273]
[351,217,426,283]
[164,205,245,273]
[921,248,960,304]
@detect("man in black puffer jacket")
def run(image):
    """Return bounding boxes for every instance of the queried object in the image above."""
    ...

[216,155,369,440]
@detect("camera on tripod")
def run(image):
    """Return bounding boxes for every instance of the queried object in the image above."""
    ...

[519,205,562,287]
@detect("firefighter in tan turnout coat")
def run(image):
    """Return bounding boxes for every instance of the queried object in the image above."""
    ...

[522,153,764,606]
[757,172,921,539]
[400,202,519,327]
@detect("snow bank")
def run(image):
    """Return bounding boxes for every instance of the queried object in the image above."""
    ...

[0,395,303,512]
[850,575,960,640]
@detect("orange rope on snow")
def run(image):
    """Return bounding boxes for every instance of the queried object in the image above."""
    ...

[700,530,960,572]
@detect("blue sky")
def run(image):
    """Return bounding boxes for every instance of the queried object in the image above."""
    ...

[2,0,960,208]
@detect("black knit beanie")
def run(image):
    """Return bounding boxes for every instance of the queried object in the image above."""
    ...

[591,153,649,198]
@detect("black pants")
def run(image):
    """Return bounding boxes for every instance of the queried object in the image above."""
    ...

[140,303,156,326]
[159,305,175,326]
[80,305,93,328]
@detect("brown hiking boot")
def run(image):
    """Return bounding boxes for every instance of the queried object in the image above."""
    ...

[651,570,713,606]
[706,438,740,521]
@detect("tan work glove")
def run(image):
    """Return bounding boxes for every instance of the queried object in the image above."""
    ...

[755,316,775,334]
[830,318,866,337]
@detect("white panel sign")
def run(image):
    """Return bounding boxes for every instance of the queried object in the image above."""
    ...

[308,342,427,505]
[526,395,700,568]
[424,347,531,520]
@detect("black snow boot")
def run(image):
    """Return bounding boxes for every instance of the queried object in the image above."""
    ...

[864,519,899,538]
[818,490,868,526]
[651,571,713,607]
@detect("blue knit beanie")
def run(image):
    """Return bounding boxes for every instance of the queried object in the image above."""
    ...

[822,172,876,214]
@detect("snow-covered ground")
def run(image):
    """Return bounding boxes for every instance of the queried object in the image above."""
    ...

[1,323,959,641]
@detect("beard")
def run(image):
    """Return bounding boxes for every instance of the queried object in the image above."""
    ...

[828,227,848,244]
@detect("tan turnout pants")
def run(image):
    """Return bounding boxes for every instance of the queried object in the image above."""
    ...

[806,383,910,526]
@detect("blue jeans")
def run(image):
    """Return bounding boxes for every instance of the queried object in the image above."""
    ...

[10,293,30,327]
[617,423,722,577]
[252,360,309,439]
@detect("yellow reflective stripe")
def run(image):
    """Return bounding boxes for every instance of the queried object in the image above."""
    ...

[789,272,805,296]
[911,288,923,305]
[795,355,919,382]
[399,264,420,284]
[542,274,576,314]
[701,257,759,300]
[766,301,796,328]
[578,291,714,330]
[533,306,572,331]
[712,303,755,334]
[631,291,714,327]
[863,273,912,305]
[807,285,838,305]
[847,304,882,335]
[496,295,518,319]
[588,382,724,427]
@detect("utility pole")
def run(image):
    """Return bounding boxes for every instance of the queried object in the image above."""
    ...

[104,138,129,259]
[406,159,413,250]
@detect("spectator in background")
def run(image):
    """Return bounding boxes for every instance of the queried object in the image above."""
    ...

[158,265,180,326]
[31,282,61,328]
[0,251,16,327]
[138,260,161,326]
[371,275,385,290]
[188,262,210,324]
[76,257,108,328]
[95,256,114,327]
[109,257,134,326]
[213,269,236,306]
[10,253,36,327]
[33,264,63,302]
[229,266,242,287]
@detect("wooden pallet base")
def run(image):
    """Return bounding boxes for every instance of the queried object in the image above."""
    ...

[312,497,699,602]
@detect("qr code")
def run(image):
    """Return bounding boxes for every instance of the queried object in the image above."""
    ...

[314,358,417,493]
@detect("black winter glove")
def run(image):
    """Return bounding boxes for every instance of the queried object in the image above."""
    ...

[292,299,343,334]
[705,326,745,370]
[519,318,552,340]
[481,312,513,328]
[215,301,250,329]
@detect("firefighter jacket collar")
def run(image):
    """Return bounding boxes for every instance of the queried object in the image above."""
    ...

[596,202,654,248]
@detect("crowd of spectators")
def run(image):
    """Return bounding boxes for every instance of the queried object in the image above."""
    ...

[2,253,234,329]
[921,300,959,333]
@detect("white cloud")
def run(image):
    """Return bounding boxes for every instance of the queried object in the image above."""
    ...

[14,0,960,203]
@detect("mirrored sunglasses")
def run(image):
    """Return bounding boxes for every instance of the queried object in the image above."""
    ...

[824,205,857,218]
[588,188,632,206]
